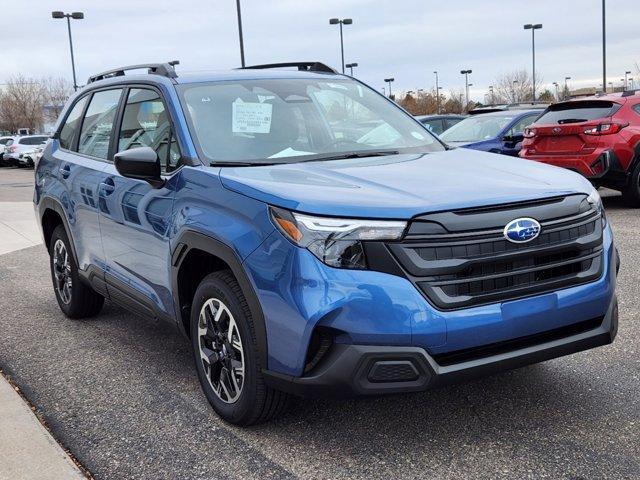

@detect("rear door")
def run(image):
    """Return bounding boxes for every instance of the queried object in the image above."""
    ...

[53,89,123,277]
[528,100,620,155]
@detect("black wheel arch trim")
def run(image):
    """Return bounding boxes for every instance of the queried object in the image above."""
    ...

[38,196,79,265]
[170,230,269,368]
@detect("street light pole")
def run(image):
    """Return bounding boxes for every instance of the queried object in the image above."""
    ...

[345,62,358,76]
[564,76,571,99]
[384,78,395,98]
[488,85,495,104]
[52,11,84,91]
[434,71,440,113]
[460,69,472,110]
[524,23,542,101]
[235,0,246,67]
[329,18,353,74]
[624,71,631,91]
[602,0,606,94]
[553,82,559,101]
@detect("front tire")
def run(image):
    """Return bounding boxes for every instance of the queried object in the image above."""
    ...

[49,225,104,318]
[190,270,289,425]
[622,161,640,208]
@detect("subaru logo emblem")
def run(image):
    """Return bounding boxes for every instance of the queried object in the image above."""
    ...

[503,218,541,243]
[552,127,562,134]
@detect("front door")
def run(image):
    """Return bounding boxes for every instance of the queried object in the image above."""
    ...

[98,87,181,321]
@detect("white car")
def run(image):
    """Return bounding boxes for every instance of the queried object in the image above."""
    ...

[0,136,13,166]
[18,145,45,167]
[2,135,49,166]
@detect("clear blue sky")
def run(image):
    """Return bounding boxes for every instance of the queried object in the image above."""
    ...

[3,0,639,100]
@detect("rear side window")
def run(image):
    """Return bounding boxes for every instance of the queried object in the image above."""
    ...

[536,101,620,125]
[423,119,445,135]
[19,136,48,145]
[78,89,122,159]
[59,96,89,150]
[5,139,13,147]
[0,138,12,145]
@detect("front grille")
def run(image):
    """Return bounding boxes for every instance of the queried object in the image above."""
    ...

[384,195,604,310]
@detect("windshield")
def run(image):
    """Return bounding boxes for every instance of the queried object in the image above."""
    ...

[178,78,443,164]
[440,115,515,143]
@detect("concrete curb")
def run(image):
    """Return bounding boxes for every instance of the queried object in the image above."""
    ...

[0,372,87,480]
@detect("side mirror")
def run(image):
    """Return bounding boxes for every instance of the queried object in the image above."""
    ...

[503,133,524,144]
[114,147,164,188]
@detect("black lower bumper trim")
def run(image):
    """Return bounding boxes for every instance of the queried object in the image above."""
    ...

[263,297,618,398]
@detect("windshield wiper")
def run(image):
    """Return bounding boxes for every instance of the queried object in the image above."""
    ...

[209,160,282,167]
[300,150,400,162]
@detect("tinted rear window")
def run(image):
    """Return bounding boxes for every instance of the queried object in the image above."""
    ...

[536,101,620,125]
[19,136,48,145]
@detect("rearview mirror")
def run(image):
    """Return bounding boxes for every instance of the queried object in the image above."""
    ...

[114,147,164,188]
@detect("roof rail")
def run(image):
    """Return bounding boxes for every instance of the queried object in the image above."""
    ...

[87,60,180,84]
[621,89,639,97]
[240,62,338,74]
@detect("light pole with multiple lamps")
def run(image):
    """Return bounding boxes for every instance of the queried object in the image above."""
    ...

[553,82,559,101]
[624,71,631,90]
[384,78,395,98]
[564,76,571,99]
[523,23,542,101]
[329,18,353,74]
[51,11,84,91]
[345,62,358,76]
[460,69,472,110]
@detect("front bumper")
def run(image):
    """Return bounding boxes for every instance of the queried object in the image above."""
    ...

[264,295,618,397]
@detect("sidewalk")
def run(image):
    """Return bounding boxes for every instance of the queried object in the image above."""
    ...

[0,374,85,480]
[0,200,84,479]
[0,202,41,255]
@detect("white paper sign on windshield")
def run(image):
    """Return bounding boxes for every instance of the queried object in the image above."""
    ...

[232,100,273,133]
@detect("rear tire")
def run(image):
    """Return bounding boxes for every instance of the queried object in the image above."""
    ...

[622,161,640,208]
[49,225,104,319]
[190,270,290,426]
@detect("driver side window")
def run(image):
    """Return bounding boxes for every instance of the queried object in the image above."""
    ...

[118,88,181,173]
[509,114,537,136]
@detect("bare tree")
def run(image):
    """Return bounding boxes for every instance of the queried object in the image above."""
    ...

[398,89,440,115]
[43,77,73,122]
[0,76,72,133]
[493,70,542,103]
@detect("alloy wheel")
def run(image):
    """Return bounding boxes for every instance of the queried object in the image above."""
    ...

[52,239,72,305]
[197,298,245,403]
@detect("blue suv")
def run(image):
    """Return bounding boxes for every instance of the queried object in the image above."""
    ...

[34,61,619,425]
[440,109,541,155]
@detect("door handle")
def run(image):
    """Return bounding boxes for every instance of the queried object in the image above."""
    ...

[59,164,71,179]
[99,177,116,196]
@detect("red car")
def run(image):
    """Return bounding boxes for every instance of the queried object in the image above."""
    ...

[520,91,640,206]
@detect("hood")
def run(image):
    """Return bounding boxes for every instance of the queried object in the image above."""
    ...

[218,149,594,219]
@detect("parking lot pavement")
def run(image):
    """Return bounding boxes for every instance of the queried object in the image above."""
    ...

[0,168,40,255]
[0,167,35,202]
[0,188,638,479]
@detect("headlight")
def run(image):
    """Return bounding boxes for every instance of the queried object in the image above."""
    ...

[270,207,406,269]
[587,188,606,227]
